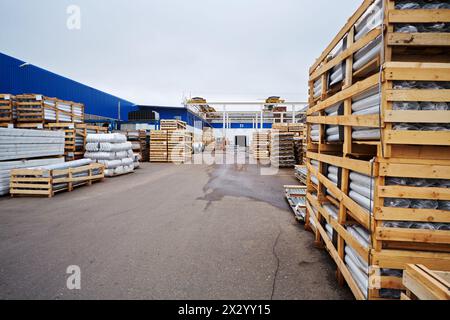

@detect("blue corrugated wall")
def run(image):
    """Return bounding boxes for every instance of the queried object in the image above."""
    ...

[138,106,212,128]
[0,52,136,121]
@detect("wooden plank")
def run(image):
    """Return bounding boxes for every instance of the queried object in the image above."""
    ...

[387,32,450,47]
[375,207,450,224]
[385,131,450,146]
[307,152,376,176]
[376,227,450,245]
[389,9,450,24]
[384,110,450,124]
[385,62,450,81]
[307,114,380,127]
[379,162,450,180]
[371,249,450,271]
[378,185,450,200]
[386,89,450,102]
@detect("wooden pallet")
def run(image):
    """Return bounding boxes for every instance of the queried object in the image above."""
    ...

[45,123,77,161]
[74,124,108,159]
[10,163,104,198]
[401,264,450,300]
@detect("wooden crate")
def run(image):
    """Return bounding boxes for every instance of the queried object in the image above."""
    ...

[10,163,104,198]
[15,94,84,124]
[401,264,450,300]
[160,119,187,131]
[45,123,77,161]
[251,131,270,161]
[168,130,192,163]
[305,0,450,300]
[0,94,14,124]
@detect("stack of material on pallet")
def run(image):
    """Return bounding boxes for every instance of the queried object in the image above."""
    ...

[203,127,215,149]
[74,124,108,160]
[284,185,307,221]
[15,95,84,123]
[306,0,450,300]
[150,130,168,162]
[0,94,14,123]
[288,123,304,134]
[251,131,270,161]
[160,120,187,131]
[115,130,149,164]
[0,158,64,196]
[349,172,375,214]
[0,127,65,161]
[295,165,307,184]
[84,133,134,177]
[270,132,295,167]
[272,123,289,132]
[10,159,104,198]
[325,103,343,142]
[323,203,339,240]
[168,130,192,163]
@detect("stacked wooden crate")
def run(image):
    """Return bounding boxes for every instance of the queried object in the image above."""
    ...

[15,94,84,124]
[305,0,450,300]
[203,127,216,149]
[44,123,77,161]
[160,119,187,131]
[115,130,149,162]
[272,123,289,132]
[0,94,14,124]
[270,132,295,168]
[168,130,192,163]
[251,131,270,161]
[149,130,168,162]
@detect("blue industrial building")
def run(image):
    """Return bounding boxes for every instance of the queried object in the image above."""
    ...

[0,52,136,121]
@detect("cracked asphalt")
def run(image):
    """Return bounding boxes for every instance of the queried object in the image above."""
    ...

[0,162,353,300]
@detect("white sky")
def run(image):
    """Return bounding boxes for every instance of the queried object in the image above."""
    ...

[0,0,362,110]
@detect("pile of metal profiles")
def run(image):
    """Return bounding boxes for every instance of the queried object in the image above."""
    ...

[284,185,307,221]
[0,127,65,161]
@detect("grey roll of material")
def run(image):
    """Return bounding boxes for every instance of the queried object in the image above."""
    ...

[354,0,383,41]
[311,160,320,169]
[352,129,380,140]
[326,126,340,135]
[353,36,382,72]
[350,191,374,212]
[345,251,368,299]
[353,105,379,116]
[350,183,373,199]
[86,133,127,143]
[323,203,339,220]
[327,134,340,142]
[352,87,380,113]
[350,172,375,186]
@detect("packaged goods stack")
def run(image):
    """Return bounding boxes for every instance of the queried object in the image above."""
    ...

[0,127,65,196]
[9,159,104,198]
[149,130,168,162]
[251,131,270,161]
[270,131,295,168]
[84,133,134,177]
[168,130,192,164]
[305,0,450,300]
[74,124,108,160]
[0,94,14,124]
[203,127,216,150]
[15,94,84,124]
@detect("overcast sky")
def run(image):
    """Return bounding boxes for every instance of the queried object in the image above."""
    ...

[0,0,361,109]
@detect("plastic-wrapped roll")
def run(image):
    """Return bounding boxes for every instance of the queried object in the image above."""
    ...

[330,68,343,86]
[328,166,339,175]
[352,90,380,113]
[345,245,369,272]
[327,134,340,142]
[350,182,373,199]
[310,129,320,136]
[353,105,379,116]
[350,171,375,187]
[121,157,134,166]
[349,190,374,212]
[310,135,320,142]
[325,224,334,239]
[310,175,319,186]
[327,173,338,184]
[353,37,382,71]
[97,159,122,169]
[326,126,339,135]
[354,0,383,41]
[311,125,320,130]
[345,254,368,298]
[311,160,319,168]
[347,225,370,249]
[352,129,380,140]
[86,133,127,143]
[323,203,339,220]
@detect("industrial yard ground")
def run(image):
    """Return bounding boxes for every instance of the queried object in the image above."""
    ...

[0,161,352,300]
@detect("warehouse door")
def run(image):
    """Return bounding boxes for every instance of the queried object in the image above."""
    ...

[235,136,247,147]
